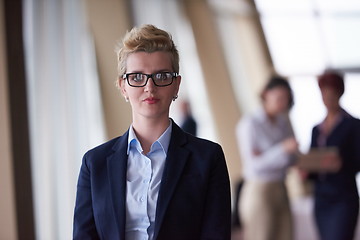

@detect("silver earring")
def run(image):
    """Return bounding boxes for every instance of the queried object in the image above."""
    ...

[172,95,178,101]
[124,96,129,102]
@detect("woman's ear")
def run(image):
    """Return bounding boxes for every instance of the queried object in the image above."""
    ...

[119,77,127,96]
[175,75,181,95]
[260,90,266,102]
[119,78,130,102]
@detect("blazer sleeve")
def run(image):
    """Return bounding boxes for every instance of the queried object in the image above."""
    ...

[73,153,100,240]
[200,144,231,240]
[307,126,320,180]
[352,119,360,171]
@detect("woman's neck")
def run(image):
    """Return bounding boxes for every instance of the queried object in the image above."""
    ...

[132,116,170,154]
[264,107,278,124]
[323,107,342,134]
[326,106,342,122]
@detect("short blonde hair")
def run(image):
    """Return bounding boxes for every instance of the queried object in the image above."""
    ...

[116,24,179,78]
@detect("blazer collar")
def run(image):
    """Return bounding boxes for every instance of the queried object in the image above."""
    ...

[153,120,190,239]
[107,131,129,239]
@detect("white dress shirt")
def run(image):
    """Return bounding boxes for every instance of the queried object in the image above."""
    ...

[237,108,295,182]
[125,121,172,240]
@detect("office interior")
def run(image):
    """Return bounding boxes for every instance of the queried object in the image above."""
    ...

[1,0,360,239]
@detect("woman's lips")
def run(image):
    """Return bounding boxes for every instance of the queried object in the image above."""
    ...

[144,97,159,104]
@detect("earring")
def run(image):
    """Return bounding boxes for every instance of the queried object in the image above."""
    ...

[172,95,178,101]
[124,96,129,102]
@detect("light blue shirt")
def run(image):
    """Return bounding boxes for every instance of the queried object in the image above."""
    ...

[125,121,172,240]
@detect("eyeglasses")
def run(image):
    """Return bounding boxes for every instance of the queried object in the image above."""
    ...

[122,72,178,87]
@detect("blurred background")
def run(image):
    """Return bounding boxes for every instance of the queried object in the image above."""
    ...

[1,0,360,239]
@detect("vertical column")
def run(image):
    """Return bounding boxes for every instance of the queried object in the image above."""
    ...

[3,0,36,239]
[0,0,18,239]
[85,0,133,139]
[183,0,242,186]
[183,0,276,187]
[235,0,274,96]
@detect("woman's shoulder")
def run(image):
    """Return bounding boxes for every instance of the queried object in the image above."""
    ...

[183,132,223,152]
[181,134,226,164]
[83,133,127,159]
[87,137,120,152]
[237,110,264,131]
[344,112,360,123]
[338,110,360,130]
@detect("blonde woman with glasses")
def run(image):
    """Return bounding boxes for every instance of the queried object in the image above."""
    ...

[73,24,231,240]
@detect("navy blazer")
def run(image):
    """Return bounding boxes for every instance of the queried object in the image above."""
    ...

[310,111,360,240]
[310,112,360,199]
[73,121,231,240]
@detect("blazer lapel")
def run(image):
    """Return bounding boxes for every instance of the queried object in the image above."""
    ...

[153,122,190,239]
[107,132,129,239]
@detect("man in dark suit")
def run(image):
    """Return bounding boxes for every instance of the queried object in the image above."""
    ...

[73,24,231,240]
[180,100,197,136]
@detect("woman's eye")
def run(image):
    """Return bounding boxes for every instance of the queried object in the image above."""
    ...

[132,74,144,82]
[156,73,168,80]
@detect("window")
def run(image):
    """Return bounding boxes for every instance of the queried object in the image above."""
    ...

[255,0,360,152]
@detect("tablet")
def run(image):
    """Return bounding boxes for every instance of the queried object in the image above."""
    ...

[297,147,340,172]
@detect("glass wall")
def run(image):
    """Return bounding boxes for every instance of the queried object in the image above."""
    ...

[255,0,360,152]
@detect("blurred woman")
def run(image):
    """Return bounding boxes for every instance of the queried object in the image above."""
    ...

[237,76,298,240]
[309,70,360,240]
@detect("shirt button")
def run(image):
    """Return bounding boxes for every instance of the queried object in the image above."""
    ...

[140,196,145,202]
[143,179,149,184]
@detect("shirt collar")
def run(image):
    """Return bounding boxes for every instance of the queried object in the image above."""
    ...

[127,120,172,155]
[156,120,172,154]
[127,127,142,154]
[318,108,348,133]
[257,107,283,125]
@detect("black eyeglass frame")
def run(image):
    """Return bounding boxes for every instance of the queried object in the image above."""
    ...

[122,72,179,87]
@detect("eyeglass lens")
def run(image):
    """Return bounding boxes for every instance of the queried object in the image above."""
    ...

[126,72,176,87]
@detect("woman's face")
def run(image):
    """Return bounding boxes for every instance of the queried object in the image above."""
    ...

[320,87,341,112]
[120,51,181,121]
[263,87,290,115]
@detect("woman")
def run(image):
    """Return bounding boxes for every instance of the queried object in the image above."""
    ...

[73,24,231,240]
[237,76,298,240]
[310,70,360,240]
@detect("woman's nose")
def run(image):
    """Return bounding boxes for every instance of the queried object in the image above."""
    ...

[144,77,156,92]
